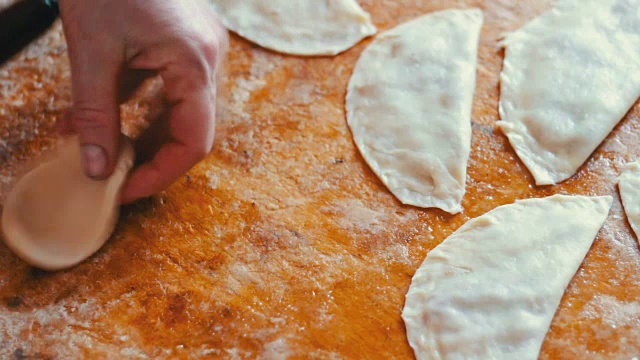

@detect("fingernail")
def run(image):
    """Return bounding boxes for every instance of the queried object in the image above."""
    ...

[82,144,107,179]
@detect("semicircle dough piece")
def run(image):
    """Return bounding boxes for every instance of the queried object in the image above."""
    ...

[2,136,135,271]
[497,0,640,185]
[402,194,612,360]
[346,9,483,213]
[618,159,640,240]
[208,0,376,56]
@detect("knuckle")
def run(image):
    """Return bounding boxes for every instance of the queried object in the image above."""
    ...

[188,140,212,161]
[200,38,220,67]
[193,145,210,161]
[70,105,115,132]
[183,32,220,77]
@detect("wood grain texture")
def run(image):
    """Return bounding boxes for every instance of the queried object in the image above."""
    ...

[1,0,640,358]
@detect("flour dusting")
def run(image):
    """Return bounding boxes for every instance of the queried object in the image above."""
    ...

[258,337,293,359]
[228,48,280,123]
[321,198,418,235]
[582,295,640,328]
[0,298,147,358]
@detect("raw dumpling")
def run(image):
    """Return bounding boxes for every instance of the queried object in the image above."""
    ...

[346,9,483,214]
[208,0,376,56]
[498,0,640,185]
[618,159,640,239]
[402,194,612,360]
[2,136,134,271]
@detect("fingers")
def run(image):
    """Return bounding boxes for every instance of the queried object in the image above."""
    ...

[55,110,74,135]
[65,39,124,180]
[121,88,215,203]
[115,19,221,203]
[120,34,218,203]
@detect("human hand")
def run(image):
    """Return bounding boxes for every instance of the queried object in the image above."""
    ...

[57,0,228,203]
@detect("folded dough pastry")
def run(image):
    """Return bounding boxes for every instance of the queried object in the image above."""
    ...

[618,158,640,240]
[403,194,612,360]
[347,9,483,213]
[498,0,640,185]
[208,0,376,56]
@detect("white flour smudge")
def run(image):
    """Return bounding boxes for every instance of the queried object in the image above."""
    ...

[582,295,640,328]
[228,49,280,123]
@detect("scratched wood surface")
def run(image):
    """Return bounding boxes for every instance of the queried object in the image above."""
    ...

[1,0,640,358]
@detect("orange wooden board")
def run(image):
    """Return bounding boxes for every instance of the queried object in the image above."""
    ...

[1,0,640,358]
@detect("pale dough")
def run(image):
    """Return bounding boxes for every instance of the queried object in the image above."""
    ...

[402,194,612,360]
[346,9,483,213]
[208,0,376,56]
[618,159,640,240]
[498,0,640,185]
[2,136,134,271]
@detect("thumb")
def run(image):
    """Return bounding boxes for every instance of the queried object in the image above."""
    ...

[67,48,122,180]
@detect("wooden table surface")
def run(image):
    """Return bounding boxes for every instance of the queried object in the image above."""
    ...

[2,0,640,358]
